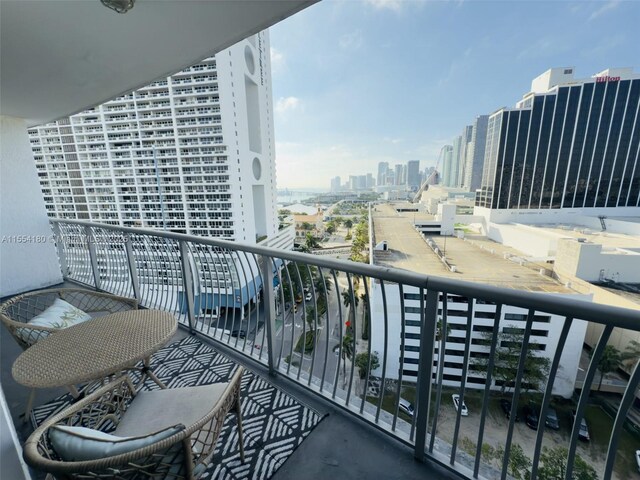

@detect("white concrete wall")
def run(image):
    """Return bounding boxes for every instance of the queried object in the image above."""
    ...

[1,116,62,297]
[369,281,589,398]
[436,204,456,235]
[0,385,29,480]
[555,239,640,283]
[486,223,568,257]
[475,206,640,235]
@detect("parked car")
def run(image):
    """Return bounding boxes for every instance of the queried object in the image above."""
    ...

[230,329,246,338]
[500,399,519,421]
[522,404,539,430]
[452,394,468,416]
[545,407,560,430]
[572,410,590,441]
[398,398,414,417]
[305,292,313,302]
[635,450,640,473]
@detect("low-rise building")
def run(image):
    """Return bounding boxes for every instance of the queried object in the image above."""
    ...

[369,204,589,398]
[293,207,324,239]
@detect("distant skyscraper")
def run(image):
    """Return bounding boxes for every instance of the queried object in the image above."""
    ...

[331,176,341,192]
[394,164,404,186]
[377,162,389,186]
[29,32,277,242]
[440,145,453,186]
[366,173,375,188]
[477,67,640,211]
[407,160,421,189]
[463,115,489,192]
[458,125,474,187]
[450,136,463,187]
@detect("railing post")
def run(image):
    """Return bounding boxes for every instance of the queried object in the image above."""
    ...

[84,225,101,290]
[414,288,438,462]
[259,254,277,376]
[123,234,141,301]
[179,241,196,334]
[51,222,69,279]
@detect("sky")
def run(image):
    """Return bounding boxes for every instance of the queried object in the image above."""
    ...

[268,0,639,189]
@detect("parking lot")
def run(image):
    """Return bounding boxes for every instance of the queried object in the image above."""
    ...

[374,386,639,479]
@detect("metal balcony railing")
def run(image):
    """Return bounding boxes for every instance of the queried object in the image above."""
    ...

[49,218,640,480]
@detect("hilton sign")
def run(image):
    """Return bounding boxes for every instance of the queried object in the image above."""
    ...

[595,75,621,83]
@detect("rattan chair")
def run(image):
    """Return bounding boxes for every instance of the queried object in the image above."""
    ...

[0,288,138,350]
[24,367,245,480]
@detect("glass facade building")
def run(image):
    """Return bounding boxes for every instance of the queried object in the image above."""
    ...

[477,77,640,210]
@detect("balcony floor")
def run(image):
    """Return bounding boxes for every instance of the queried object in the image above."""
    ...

[1,285,453,480]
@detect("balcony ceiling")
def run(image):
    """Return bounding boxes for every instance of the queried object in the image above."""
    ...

[0,0,316,127]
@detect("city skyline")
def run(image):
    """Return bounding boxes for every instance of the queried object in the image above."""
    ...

[270,0,639,188]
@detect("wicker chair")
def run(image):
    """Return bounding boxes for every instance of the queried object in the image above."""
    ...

[0,288,138,350]
[24,367,245,480]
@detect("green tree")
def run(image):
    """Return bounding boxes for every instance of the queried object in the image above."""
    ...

[537,446,597,480]
[355,351,380,379]
[325,222,336,235]
[591,345,622,391]
[622,340,640,361]
[508,444,532,480]
[472,325,551,394]
[344,219,353,229]
[305,232,319,250]
[301,221,313,231]
[342,290,360,325]
[333,334,356,384]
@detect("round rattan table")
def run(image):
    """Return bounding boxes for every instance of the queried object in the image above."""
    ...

[12,309,177,414]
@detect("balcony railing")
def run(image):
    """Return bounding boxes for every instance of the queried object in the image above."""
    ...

[49,218,640,480]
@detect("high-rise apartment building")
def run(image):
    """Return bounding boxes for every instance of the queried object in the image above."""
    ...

[463,115,489,192]
[29,32,278,244]
[407,160,421,189]
[331,176,341,192]
[477,67,640,214]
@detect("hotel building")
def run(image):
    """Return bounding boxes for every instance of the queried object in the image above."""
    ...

[476,67,640,221]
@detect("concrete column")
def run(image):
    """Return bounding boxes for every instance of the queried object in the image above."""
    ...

[1,115,62,297]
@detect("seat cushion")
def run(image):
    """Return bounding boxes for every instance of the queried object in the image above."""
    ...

[114,382,230,437]
[16,298,92,344]
[49,424,184,462]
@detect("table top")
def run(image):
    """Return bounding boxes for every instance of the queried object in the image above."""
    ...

[12,309,177,389]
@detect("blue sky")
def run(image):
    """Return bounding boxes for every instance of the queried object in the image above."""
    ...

[269,0,638,189]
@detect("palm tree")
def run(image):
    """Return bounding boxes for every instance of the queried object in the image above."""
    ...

[591,345,622,391]
[341,290,360,327]
[622,340,640,362]
[333,333,355,387]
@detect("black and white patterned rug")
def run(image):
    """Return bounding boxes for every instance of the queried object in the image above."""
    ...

[32,336,326,480]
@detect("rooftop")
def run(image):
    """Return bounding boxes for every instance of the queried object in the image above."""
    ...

[372,204,572,293]
[526,223,640,251]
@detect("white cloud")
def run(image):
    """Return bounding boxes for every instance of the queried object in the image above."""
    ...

[589,0,620,21]
[364,0,404,12]
[339,30,364,50]
[270,47,285,74]
[275,96,301,115]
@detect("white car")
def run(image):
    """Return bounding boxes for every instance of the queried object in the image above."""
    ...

[452,394,468,416]
[398,398,414,417]
[636,450,640,473]
[305,292,313,302]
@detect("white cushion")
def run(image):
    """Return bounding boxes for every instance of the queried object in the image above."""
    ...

[114,383,229,437]
[49,424,184,462]
[16,298,92,344]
